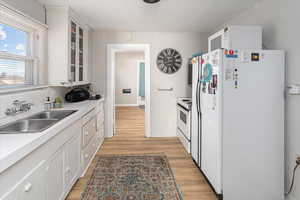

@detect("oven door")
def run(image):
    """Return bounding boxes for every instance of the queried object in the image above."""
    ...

[177,104,190,141]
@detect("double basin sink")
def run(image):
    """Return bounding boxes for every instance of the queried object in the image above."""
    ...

[0,110,77,134]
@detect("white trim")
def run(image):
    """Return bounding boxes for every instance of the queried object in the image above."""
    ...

[0,0,48,28]
[0,85,48,94]
[106,44,151,138]
[115,104,138,107]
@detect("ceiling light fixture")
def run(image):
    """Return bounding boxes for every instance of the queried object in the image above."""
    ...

[143,0,160,4]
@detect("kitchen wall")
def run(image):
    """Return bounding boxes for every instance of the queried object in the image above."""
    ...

[115,51,145,106]
[221,0,300,199]
[92,31,208,137]
[0,0,45,24]
[0,87,68,126]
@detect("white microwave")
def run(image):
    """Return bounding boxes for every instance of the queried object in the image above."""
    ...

[208,26,262,52]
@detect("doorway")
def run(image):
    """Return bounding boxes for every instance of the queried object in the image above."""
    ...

[106,44,151,138]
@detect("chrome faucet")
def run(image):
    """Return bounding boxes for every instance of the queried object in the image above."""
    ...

[5,100,34,116]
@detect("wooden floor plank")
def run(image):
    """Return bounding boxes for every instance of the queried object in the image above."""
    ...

[66,106,217,200]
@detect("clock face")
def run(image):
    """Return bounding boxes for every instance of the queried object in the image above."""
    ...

[157,48,182,74]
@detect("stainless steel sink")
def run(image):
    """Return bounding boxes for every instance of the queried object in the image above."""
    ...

[28,110,77,120]
[0,110,77,134]
[0,119,58,134]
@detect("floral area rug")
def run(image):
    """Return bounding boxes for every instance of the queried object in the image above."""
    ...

[81,154,183,200]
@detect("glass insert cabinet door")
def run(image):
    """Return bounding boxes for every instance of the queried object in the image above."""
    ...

[70,20,84,83]
[79,27,83,81]
[70,21,76,82]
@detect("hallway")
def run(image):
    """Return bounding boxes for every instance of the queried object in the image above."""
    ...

[67,106,216,200]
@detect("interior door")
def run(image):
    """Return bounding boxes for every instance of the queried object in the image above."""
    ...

[138,62,146,106]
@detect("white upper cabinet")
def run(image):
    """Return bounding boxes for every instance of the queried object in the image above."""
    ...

[47,6,91,86]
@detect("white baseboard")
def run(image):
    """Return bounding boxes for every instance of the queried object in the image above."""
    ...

[115,104,138,107]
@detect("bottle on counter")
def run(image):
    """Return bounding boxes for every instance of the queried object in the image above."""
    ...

[45,97,52,111]
[54,97,63,109]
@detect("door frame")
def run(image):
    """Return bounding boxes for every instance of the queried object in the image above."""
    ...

[106,44,151,138]
[137,60,145,106]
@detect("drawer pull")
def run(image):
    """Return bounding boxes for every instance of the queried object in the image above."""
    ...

[24,183,32,192]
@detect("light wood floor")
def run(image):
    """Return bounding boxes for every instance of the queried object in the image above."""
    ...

[67,106,217,200]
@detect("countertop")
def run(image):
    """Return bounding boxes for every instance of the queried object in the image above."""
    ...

[0,99,104,174]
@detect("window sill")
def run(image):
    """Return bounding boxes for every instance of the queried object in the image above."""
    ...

[0,85,49,95]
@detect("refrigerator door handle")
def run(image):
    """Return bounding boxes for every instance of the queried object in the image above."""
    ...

[196,81,200,113]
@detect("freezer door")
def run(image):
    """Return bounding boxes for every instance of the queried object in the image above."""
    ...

[191,57,201,165]
[200,50,223,194]
[222,50,285,200]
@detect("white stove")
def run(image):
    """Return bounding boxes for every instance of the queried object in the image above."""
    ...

[177,97,192,110]
[177,97,192,153]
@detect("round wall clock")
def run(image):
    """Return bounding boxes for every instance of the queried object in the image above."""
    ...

[157,48,182,74]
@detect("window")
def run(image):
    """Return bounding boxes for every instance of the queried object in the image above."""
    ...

[0,20,35,88]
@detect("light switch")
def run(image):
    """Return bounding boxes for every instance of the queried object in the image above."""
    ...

[287,85,300,95]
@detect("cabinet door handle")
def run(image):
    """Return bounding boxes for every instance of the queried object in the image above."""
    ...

[85,131,89,136]
[24,183,32,192]
[85,154,89,158]
[66,166,71,173]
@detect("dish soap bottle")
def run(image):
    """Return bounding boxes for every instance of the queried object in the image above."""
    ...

[54,97,63,108]
[45,97,52,111]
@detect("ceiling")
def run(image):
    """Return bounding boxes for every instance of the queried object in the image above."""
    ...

[38,0,262,32]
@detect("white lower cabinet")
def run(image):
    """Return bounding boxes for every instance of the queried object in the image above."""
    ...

[45,149,64,200]
[81,115,98,174]
[96,101,105,143]
[2,161,46,200]
[64,133,81,191]
[96,113,104,139]
[0,100,105,200]
[82,117,96,148]
[81,102,105,175]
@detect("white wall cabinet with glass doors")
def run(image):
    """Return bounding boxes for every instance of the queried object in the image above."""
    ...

[47,6,90,86]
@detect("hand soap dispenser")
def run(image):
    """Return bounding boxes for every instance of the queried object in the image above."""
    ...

[45,97,52,111]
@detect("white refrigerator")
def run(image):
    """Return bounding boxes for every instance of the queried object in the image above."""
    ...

[200,49,285,200]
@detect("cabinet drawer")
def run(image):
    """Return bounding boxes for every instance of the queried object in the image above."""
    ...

[82,139,98,170]
[1,161,46,200]
[82,109,96,125]
[82,117,97,148]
